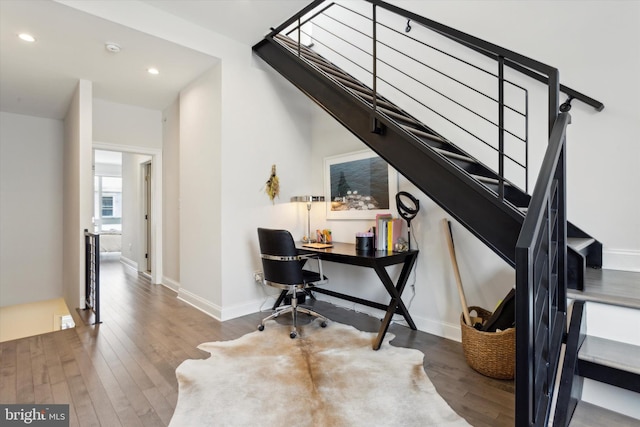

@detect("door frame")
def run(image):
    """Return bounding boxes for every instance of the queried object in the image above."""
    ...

[142,160,152,273]
[93,142,163,285]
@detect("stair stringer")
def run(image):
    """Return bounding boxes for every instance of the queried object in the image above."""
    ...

[254,37,524,267]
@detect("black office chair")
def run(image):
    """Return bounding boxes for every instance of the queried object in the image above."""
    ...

[257,228,328,338]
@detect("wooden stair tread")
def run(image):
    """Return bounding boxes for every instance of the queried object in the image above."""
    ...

[579,336,640,375]
[569,401,640,427]
[568,237,596,252]
[568,269,640,310]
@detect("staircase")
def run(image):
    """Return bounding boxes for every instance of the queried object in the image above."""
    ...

[254,7,602,291]
[252,1,607,425]
[554,280,640,426]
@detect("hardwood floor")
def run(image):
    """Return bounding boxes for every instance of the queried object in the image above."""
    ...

[0,259,514,426]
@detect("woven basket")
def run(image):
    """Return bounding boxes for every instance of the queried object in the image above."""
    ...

[460,306,515,380]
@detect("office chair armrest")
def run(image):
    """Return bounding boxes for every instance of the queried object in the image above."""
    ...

[297,253,320,261]
[297,253,324,279]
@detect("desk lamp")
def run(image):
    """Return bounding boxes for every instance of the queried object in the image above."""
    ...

[291,195,325,242]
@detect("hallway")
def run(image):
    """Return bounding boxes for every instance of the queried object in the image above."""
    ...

[0,259,514,426]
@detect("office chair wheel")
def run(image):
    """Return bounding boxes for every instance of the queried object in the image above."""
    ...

[320,321,327,328]
[290,331,297,339]
[258,324,265,331]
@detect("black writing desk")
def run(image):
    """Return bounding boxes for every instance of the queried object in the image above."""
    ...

[297,242,419,350]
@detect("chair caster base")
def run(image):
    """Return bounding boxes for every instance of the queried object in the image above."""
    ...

[258,324,265,331]
[290,331,297,339]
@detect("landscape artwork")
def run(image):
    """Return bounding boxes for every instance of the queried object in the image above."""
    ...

[324,150,397,220]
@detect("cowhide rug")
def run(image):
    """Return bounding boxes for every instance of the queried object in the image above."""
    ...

[170,319,470,427]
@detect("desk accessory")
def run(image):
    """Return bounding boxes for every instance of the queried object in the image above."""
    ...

[302,242,333,249]
[355,232,374,252]
[291,195,325,243]
[395,191,420,250]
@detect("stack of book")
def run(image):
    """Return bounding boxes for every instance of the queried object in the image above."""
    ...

[375,214,403,251]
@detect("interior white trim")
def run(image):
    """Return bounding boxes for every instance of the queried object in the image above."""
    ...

[177,288,222,320]
[120,255,138,271]
[162,276,180,293]
[314,295,463,342]
[93,141,163,284]
[603,249,640,272]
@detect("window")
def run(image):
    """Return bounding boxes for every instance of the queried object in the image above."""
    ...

[94,176,122,232]
[101,196,114,217]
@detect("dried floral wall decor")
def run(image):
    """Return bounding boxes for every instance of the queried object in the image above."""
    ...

[264,164,280,203]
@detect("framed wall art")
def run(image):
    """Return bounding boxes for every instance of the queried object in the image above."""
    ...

[324,149,398,220]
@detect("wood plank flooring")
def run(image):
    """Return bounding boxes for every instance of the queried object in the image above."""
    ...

[0,259,514,426]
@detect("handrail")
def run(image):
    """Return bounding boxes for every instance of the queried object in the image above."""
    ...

[84,229,102,325]
[366,0,604,112]
[515,112,570,426]
[367,0,556,75]
[517,112,570,245]
[366,0,560,139]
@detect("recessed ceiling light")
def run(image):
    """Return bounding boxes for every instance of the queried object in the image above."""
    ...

[18,33,36,43]
[147,68,159,75]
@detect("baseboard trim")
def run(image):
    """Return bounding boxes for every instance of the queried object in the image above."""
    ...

[120,256,138,271]
[220,299,267,321]
[314,294,462,342]
[177,288,222,321]
[175,289,270,323]
[603,249,640,272]
[161,276,180,292]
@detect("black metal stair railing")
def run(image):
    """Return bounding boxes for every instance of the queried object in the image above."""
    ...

[515,112,570,426]
[254,2,584,265]
[278,1,530,195]
[84,229,101,324]
[268,3,601,293]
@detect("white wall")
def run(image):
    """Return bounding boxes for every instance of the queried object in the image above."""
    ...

[93,98,162,149]
[0,112,64,307]
[178,66,223,313]
[62,80,93,311]
[162,99,180,290]
[219,61,315,318]
[308,108,513,339]
[120,152,152,268]
[92,97,163,281]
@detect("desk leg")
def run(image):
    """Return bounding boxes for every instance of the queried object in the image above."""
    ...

[372,253,418,350]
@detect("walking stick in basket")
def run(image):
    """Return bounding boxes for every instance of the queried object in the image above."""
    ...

[442,219,472,326]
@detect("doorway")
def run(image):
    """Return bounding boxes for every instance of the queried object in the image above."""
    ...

[92,145,163,284]
[143,161,152,273]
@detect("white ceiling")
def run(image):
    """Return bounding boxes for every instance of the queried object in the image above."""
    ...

[0,0,310,120]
